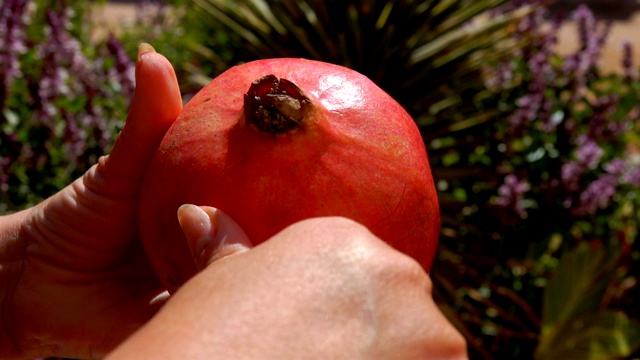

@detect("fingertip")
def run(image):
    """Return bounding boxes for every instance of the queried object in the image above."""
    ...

[177,204,215,260]
[133,49,182,125]
[177,205,253,270]
[137,42,156,61]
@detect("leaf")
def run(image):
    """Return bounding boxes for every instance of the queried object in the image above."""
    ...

[185,0,525,105]
[541,244,619,330]
[535,244,640,359]
[536,311,640,360]
[409,6,531,64]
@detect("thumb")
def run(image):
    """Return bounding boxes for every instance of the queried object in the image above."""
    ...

[96,43,182,197]
[177,205,253,270]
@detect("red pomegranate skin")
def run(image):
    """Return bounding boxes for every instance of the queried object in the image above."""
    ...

[139,58,439,292]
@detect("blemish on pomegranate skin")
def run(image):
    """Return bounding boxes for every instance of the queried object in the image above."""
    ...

[372,183,408,228]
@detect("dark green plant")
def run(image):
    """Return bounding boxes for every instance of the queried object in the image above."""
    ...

[181,0,532,113]
[536,243,640,359]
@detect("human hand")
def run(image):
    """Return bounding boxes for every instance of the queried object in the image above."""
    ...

[109,208,468,359]
[0,44,182,359]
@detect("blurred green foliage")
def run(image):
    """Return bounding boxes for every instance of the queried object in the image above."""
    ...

[537,243,640,359]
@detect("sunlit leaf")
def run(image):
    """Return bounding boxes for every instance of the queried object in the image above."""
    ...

[542,244,619,328]
[535,244,640,359]
[536,311,640,360]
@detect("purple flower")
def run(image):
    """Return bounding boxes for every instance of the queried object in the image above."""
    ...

[573,174,618,216]
[571,5,610,75]
[513,18,558,131]
[510,93,548,130]
[29,6,135,159]
[0,0,31,94]
[561,160,584,191]
[575,138,603,170]
[581,95,627,139]
[561,5,611,102]
[604,158,627,176]
[485,60,515,90]
[0,156,11,193]
[622,40,636,81]
[106,35,136,99]
[35,8,94,129]
[621,164,640,186]
[495,174,531,218]
[63,111,83,160]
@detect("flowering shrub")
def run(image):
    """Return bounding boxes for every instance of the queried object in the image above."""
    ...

[0,0,134,211]
[432,4,640,358]
[489,5,640,221]
[489,4,640,249]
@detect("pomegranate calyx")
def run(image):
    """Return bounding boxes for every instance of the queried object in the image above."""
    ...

[243,74,311,134]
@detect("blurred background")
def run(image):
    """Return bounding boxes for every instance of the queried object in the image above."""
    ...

[2,0,639,358]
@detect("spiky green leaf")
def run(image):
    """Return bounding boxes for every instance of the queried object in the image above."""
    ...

[536,244,640,359]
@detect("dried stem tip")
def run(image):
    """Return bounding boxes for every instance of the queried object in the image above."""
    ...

[244,75,311,134]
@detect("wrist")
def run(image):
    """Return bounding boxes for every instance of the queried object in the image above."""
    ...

[0,208,36,359]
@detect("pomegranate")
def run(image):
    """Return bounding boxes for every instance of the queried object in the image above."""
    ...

[139,58,439,292]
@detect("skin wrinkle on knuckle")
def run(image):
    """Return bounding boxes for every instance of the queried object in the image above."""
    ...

[73,177,134,219]
[26,198,125,274]
[20,213,71,275]
[81,159,140,202]
[22,206,58,258]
